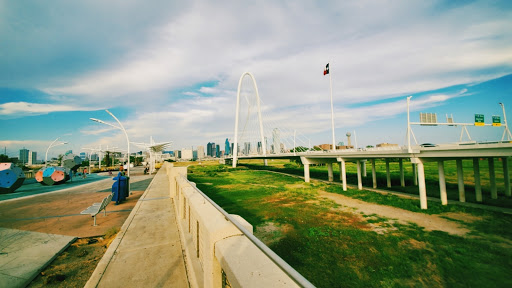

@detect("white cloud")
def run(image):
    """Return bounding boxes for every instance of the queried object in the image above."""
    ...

[2,1,512,150]
[0,102,96,118]
[39,1,512,108]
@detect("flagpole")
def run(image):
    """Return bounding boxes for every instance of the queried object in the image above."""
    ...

[329,64,336,152]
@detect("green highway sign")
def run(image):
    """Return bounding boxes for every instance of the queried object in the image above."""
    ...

[475,114,485,126]
[492,115,501,127]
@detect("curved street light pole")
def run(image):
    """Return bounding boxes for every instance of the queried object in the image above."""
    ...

[45,137,68,167]
[90,110,131,194]
[105,110,130,178]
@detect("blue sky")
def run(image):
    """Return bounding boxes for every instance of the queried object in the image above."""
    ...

[1,0,512,159]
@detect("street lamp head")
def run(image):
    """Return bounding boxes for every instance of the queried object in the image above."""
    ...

[90,118,106,124]
[90,118,121,130]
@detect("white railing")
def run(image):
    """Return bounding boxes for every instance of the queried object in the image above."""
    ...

[164,163,313,288]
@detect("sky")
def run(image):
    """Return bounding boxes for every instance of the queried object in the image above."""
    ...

[1,0,512,160]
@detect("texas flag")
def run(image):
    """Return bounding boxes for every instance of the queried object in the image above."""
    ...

[323,63,329,75]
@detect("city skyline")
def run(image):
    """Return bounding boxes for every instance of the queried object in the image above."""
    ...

[1,1,512,158]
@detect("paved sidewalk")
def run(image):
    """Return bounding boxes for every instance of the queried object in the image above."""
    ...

[86,169,189,287]
[0,228,76,288]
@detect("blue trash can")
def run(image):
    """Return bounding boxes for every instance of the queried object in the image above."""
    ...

[112,172,127,204]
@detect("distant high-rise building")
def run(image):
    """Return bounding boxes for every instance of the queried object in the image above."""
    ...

[79,152,88,161]
[197,146,205,160]
[28,151,37,165]
[257,141,262,154]
[207,142,215,157]
[272,128,280,154]
[231,143,234,156]
[181,149,193,160]
[225,138,230,156]
[91,153,99,161]
[216,144,220,158]
[19,148,29,165]
[244,142,251,155]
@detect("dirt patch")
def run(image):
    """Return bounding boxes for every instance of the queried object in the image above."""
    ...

[27,229,119,288]
[321,210,371,231]
[284,183,308,189]
[254,222,293,245]
[400,238,429,250]
[219,183,279,189]
[319,191,471,236]
[440,212,485,223]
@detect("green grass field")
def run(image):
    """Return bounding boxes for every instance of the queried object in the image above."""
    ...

[187,163,512,288]
[238,158,512,208]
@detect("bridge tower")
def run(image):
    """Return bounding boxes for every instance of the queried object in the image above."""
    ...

[233,72,267,167]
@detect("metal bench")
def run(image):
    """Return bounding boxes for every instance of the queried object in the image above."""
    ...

[81,193,113,226]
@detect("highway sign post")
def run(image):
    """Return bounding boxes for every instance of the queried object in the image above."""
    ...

[475,114,485,126]
[492,115,501,127]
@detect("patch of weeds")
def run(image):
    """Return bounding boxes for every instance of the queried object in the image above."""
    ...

[104,227,119,239]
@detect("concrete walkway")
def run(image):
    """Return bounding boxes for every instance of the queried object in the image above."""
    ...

[0,228,76,288]
[86,169,189,287]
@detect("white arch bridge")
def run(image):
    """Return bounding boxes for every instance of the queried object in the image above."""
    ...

[228,72,512,210]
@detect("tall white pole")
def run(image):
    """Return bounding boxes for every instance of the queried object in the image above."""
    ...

[500,102,512,141]
[252,73,267,158]
[45,137,60,167]
[105,110,130,178]
[293,130,296,156]
[329,67,336,152]
[45,137,67,167]
[407,96,412,153]
[99,144,102,170]
[233,73,243,167]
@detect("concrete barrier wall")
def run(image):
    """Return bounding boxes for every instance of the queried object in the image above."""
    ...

[164,163,300,288]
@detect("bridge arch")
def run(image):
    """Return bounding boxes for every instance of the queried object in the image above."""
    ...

[233,72,267,167]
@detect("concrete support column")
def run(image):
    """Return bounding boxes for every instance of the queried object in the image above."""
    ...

[489,157,497,199]
[473,158,482,202]
[456,159,465,202]
[264,159,268,166]
[399,158,405,187]
[371,159,377,189]
[327,163,333,182]
[438,160,448,205]
[385,159,391,188]
[341,160,347,191]
[502,157,511,197]
[416,160,428,209]
[362,161,367,177]
[356,160,362,190]
[304,163,310,183]
[413,163,418,186]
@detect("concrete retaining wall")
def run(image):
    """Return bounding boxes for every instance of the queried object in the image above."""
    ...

[164,163,300,288]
